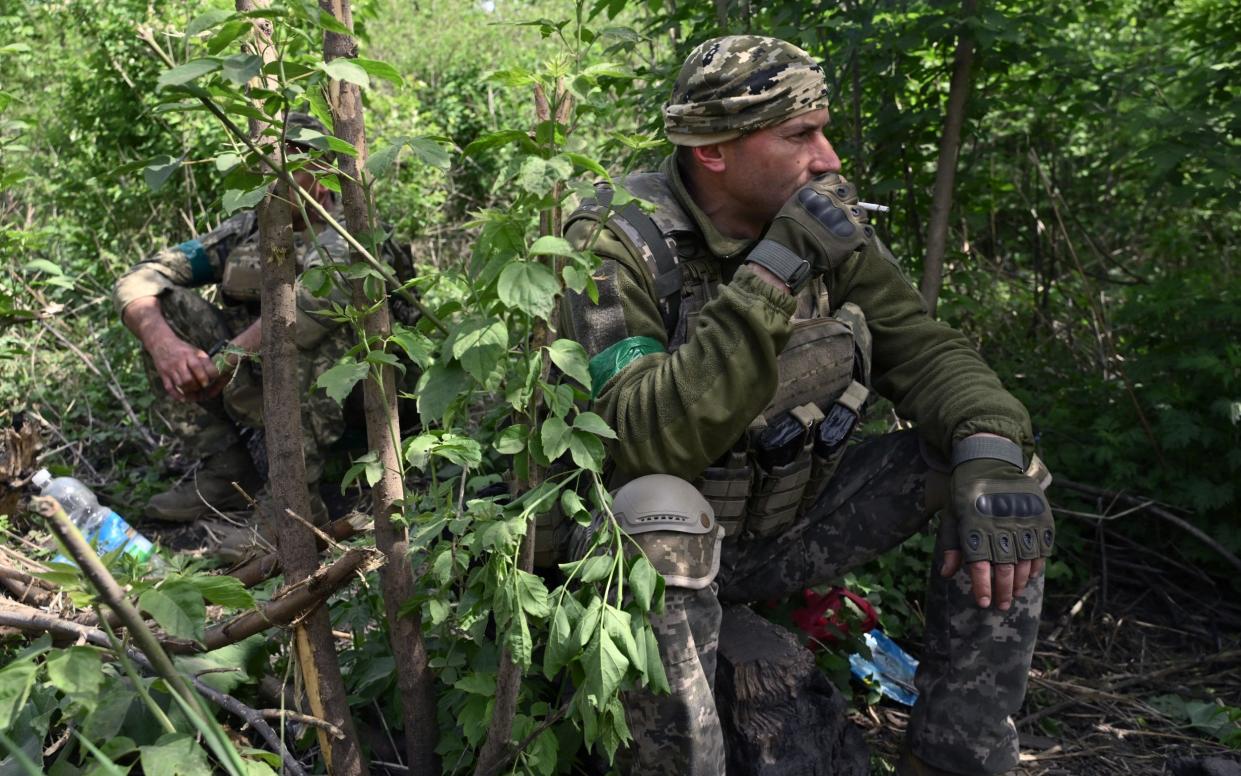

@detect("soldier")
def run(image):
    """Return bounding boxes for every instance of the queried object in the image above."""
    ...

[561,37,1054,775]
[114,113,372,558]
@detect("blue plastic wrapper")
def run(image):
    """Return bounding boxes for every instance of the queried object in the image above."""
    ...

[849,629,919,706]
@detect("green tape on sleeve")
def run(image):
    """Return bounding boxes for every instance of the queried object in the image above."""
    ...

[177,239,214,286]
[588,336,664,398]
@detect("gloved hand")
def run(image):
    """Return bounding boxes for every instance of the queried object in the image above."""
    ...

[939,454,1054,608]
[747,174,873,292]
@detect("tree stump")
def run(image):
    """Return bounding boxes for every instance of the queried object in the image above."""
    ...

[715,604,869,776]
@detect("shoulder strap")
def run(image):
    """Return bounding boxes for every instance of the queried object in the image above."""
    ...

[568,183,682,336]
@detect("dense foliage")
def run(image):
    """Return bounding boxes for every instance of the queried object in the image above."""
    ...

[0,0,1237,773]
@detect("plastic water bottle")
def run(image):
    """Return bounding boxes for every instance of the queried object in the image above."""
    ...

[31,468,161,570]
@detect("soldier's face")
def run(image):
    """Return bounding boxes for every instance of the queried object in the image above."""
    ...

[718,108,840,230]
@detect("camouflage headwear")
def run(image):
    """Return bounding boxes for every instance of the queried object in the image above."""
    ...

[663,36,829,147]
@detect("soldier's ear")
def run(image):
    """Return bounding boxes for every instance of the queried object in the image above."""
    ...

[691,143,728,174]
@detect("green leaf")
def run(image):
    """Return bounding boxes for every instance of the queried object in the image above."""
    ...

[389,325,434,368]
[320,59,369,88]
[565,151,609,178]
[453,672,496,696]
[604,606,640,670]
[494,424,528,454]
[516,570,551,618]
[528,235,575,257]
[220,53,261,85]
[498,261,559,320]
[405,136,452,170]
[316,8,353,35]
[214,152,242,172]
[157,59,220,88]
[508,608,534,667]
[643,624,670,694]
[46,646,103,703]
[547,339,591,390]
[138,580,206,643]
[435,434,483,467]
[0,659,37,729]
[315,361,368,405]
[23,258,62,276]
[72,730,127,776]
[222,186,267,214]
[140,733,212,776]
[354,57,404,86]
[144,155,181,192]
[186,574,255,609]
[583,629,629,706]
[364,142,402,178]
[628,555,657,613]
[568,430,606,472]
[450,318,508,386]
[543,605,575,679]
[576,554,614,584]
[187,9,233,36]
[573,411,616,439]
[540,417,573,461]
[561,489,589,524]
[464,129,529,157]
[417,361,471,425]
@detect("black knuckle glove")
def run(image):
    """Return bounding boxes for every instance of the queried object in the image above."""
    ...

[941,457,1055,565]
[746,174,873,293]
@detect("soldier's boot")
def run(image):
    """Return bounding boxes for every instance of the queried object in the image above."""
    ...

[144,445,256,522]
[215,487,329,565]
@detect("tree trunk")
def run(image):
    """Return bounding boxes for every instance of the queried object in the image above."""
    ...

[237,3,367,773]
[319,2,440,773]
[919,0,978,316]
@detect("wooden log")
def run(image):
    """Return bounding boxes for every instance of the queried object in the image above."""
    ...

[715,604,868,776]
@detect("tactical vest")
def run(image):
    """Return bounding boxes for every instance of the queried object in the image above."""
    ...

[565,173,874,541]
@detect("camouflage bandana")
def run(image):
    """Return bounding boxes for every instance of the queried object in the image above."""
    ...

[663,35,830,147]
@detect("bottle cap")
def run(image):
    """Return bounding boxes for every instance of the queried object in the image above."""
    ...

[31,468,52,491]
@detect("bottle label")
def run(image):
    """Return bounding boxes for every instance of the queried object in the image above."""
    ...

[91,510,154,562]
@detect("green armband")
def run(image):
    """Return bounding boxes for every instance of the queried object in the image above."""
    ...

[177,239,214,286]
[588,336,664,398]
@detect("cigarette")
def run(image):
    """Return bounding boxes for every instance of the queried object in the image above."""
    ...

[858,202,890,213]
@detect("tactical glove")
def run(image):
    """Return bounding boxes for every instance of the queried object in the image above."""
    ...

[746,174,873,292]
[939,453,1054,565]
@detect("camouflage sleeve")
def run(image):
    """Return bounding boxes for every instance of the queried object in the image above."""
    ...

[112,213,255,316]
[828,236,1033,454]
[562,219,798,480]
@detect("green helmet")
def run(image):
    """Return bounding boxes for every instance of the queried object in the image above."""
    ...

[663,35,829,147]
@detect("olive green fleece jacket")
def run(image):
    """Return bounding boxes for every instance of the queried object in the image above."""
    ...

[561,157,1032,481]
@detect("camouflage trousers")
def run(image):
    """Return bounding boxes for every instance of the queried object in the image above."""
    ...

[144,286,352,485]
[624,430,1043,776]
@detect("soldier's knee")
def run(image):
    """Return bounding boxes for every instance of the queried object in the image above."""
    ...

[613,474,723,590]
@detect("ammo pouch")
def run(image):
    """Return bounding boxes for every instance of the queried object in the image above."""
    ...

[746,403,822,538]
[741,299,872,540]
[693,446,751,539]
[221,250,263,303]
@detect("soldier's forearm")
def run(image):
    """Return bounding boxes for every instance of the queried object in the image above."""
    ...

[121,296,179,352]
